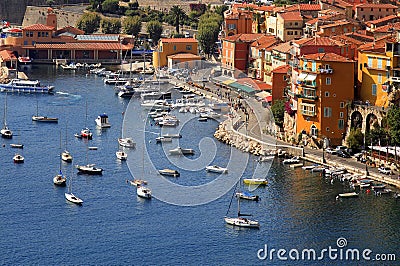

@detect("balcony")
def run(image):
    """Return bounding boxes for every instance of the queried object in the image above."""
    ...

[319,68,334,74]
[296,94,318,100]
[301,110,316,116]
[389,76,400,83]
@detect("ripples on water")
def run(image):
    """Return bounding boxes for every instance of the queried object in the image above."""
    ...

[0,66,399,265]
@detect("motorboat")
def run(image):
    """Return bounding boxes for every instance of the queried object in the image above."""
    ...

[162,133,182,139]
[88,146,98,150]
[336,192,359,199]
[79,128,93,139]
[0,79,54,93]
[224,217,260,228]
[206,165,228,174]
[169,147,195,155]
[282,156,300,164]
[155,136,172,143]
[53,173,66,186]
[61,150,73,163]
[95,113,111,128]
[236,191,259,201]
[258,155,275,162]
[302,165,317,170]
[375,189,392,196]
[116,150,128,160]
[141,99,171,110]
[65,192,83,205]
[10,143,23,149]
[198,117,208,122]
[75,164,103,175]
[1,126,13,138]
[13,153,24,163]
[127,179,148,187]
[32,116,58,123]
[137,185,152,199]
[118,88,135,98]
[371,184,386,190]
[243,178,268,185]
[118,138,135,148]
[158,168,180,177]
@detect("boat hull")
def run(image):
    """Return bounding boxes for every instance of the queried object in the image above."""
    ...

[224,217,260,228]
[243,179,268,185]
[76,165,103,175]
[53,175,66,186]
[65,193,83,204]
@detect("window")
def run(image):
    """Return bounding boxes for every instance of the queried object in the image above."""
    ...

[325,64,331,69]
[372,84,377,95]
[326,77,331,85]
[367,57,373,68]
[377,58,382,69]
[46,32,49,37]
[326,127,330,132]
[340,102,344,108]
[186,45,192,51]
[29,32,33,37]
[312,61,316,72]
[301,104,315,116]
[294,31,298,35]
[378,73,382,84]
[386,59,390,69]
[288,31,293,35]
[295,22,298,26]
[318,48,325,53]
[311,125,318,136]
[25,32,29,37]
[325,91,330,97]
[324,107,332,117]
[38,32,41,37]
[173,45,177,51]
[159,45,163,52]
[360,63,362,70]
[332,27,335,32]
[340,112,344,118]
[361,8,364,11]
[338,119,344,129]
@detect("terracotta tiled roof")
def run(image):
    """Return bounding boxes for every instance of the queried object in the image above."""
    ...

[278,11,303,21]
[294,37,344,47]
[272,65,290,73]
[331,35,364,46]
[254,5,275,12]
[355,3,398,9]
[251,35,278,48]
[161,38,197,43]
[365,15,398,27]
[224,33,265,43]
[286,4,321,11]
[319,20,352,29]
[23,24,55,31]
[0,50,16,61]
[271,41,292,53]
[301,52,353,62]
[167,53,201,59]
[34,43,133,50]
[321,0,352,8]
[374,21,400,33]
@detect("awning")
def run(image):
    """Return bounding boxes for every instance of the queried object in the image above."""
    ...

[297,73,307,81]
[223,79,235,85]
[305,74,317,81]
[255,91,270,98]
[266,96,273,102]
[230,82,256,94]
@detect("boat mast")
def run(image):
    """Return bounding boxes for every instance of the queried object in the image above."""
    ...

[59,130,62,173]
[2,92,7,128]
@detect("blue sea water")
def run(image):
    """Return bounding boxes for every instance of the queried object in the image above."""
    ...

[0,65,399,265]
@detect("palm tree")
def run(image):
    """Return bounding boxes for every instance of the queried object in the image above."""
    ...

[170,5,185,34]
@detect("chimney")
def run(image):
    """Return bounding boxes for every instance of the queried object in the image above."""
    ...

[46,8,57,30]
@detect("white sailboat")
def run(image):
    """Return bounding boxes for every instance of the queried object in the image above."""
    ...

[61,124,73,163]
[54,131,67,186]
[136,139,151,199]
[65,169,83,205]
[75,138,103,175]
[32,97,58,123]
[76,100,93,139]
[1,92,13,138]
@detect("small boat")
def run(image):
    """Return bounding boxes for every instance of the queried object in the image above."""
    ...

[32,116,58,123]
[0,79,54,93]
[65,192,83,205]
[225,191,260,229]
[127,179,148,187]
[169,147,195,155]
[53,172,67,186]
[162,133,182,138]
[158,168,180,177]
[116,150,128,160]
[258,155,275,162]
[311,166,326,173]
[95,113,111,128]
[137,185,152,199]
[1,126,13,138]
[243,178,268,185]
[118,137,135,148]
[10,143,23,149]
[375,189,392,196]
[336,192,359,199]
[13,153,24,163]
[88,146,98,150]
[282,156,300,164]
[75,164,103,175]
[198,117,208,122]
[155,136,172,143]
[236,191,259,201]
[79,128,93,139]
[61,150,73,162]
[206,165,228,174]
[371,184,386,190]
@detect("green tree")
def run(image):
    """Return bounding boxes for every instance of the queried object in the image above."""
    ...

[76,12,101,34]
[387,105,400,145]
[271,99,285,128]
[89,0,103,12]
[102,0,119,14]
[101,18,121,34]
[123,16,142,36]
[197,12,223,57]
[346,128,364,151]
[170,5,186,33]
[146,21,163,45]
[214,5,229,16]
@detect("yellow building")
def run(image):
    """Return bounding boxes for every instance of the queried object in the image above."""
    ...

[357,38,397,107]
[294,53,354,146]
[153,38,198,68]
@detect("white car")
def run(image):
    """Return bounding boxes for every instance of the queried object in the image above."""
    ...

[325,148,336,154]
[378,167,392,175]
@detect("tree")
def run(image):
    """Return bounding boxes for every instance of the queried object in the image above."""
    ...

[387,105,400,145]
[146,21,163,45]
[102,0,119,14]
[214,5,229,16]
[346,128,364,151]
[170,6,186,33]
[89,0,103,12]
[76,12,101,34]
[101,18,121,34]
[271,99,285,128]
[123,16,142,36]
[197,12,223,57]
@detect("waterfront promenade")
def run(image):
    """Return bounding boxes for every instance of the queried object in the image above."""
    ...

[172,74,400,189]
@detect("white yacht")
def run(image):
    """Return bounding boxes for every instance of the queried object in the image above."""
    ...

[95,113,111,128]
[137,185,152,199]
[118,138,135,148]
[206,165,228,174]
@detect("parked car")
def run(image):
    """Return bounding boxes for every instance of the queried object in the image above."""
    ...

[378,166,392,175]
[337,150,351,158]
[326,147,336,154]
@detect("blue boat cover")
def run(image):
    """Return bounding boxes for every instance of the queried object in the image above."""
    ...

[242,191,254,197]
[99,114,108,118]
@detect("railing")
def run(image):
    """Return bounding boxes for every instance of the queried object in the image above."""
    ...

[297,94,318,100]
[301,110,316,116]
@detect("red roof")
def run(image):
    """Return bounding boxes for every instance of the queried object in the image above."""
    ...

[23,24,55,31]
[355,3,398,9]
[224,33,265,43]
[294,37,343,47]
[34,43,133,50]
[251,35,278,49]
[285,4,321,11]
[319,20,351,29]
[0,50,17,61]
[160,38,197,43]
[301,52,353,62]
[167,53,201,59]
[374,21,400,33]
[365,15,398,27]
[278,11,303,21]
[272,65,290,74]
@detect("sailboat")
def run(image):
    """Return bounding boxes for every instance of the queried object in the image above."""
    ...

[65,168,83,205]
[224,182,260,228]
[1,92,13,138]
[54,131,67,186]
[61,124,73,163]
[75,100,93,139]
[136,138,151,199]
[75,139,103,175]
[32,97,58,122]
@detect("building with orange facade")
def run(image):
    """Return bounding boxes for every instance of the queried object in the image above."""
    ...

[222,5,253,37]
[152,38,198,68]
[354,3,398,22]
[293,53,355,145]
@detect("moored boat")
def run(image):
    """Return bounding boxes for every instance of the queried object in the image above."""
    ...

[206,165,228,174]
[137,185,152,199]
[32,116,58,123]
[158,168,180,177]
[75,164,103,175]
[53,172,67,186]
[65,192,83,205]
[169,147,195,155]
[10,143,23,148]
[0,79,54,93]
[116,150,128,160]
[236,191,259,201]
[336,192,359,199]
[13,153,24,163]
[95,113,111,128]
[243,178,268,185]
[118,137,135,148]
[282,156,300,164]
[155,136,172,143]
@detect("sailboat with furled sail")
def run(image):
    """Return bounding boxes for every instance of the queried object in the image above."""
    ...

[61,123,73,163]
[65,167,83,205]
[54,131,67,186]
[1,92,13,138]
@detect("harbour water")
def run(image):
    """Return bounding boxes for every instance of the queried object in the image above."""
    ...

[0,65,399,265]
